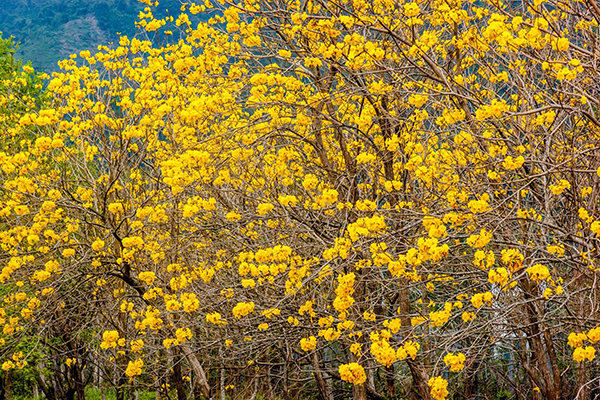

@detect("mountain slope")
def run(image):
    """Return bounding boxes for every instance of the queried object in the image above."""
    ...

[0,0,183,72]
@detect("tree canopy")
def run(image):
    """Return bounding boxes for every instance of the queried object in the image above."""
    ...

[1,0,600,399]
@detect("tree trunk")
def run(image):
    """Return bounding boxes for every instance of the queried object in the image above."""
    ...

[172,356,187,400]
[353,383,367,400]
[179,343,210,399]
[35,374,57,400]
[0,373,6,400]
[311,352,334,400]
[398,283,433,400]
[385,365,396,398]
[463,360,478,399]
[115,375,127,400]
[406,359,433,400]
[4,371,11,400]
[575,361,587,400]
[75,365,86,400]
[220,367,226,400]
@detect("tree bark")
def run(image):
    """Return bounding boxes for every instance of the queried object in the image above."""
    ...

[311,352,334,400]
[172,355,187,400]
[180,343,211,399]
[353,383,367,400]
[385,365,396,398]
[398,282,433,400]
[35,374,57,400]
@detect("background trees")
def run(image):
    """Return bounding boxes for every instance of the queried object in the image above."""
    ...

[0,32,46,149]
[1,0,600,399]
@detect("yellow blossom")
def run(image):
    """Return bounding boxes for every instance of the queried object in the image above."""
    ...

[339,363,366,385]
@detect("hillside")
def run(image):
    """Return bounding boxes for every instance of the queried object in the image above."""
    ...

[0,0,183,72]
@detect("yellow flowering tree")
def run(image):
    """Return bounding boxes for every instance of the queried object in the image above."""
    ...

[1,0,600,399]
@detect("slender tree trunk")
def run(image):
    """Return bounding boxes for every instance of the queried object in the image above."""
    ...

[352,383,367,400]
[575,361,587,400]
[267,363,275,400]
[179,343,210,399]
[116,375,127,400]
[398,283,433,400]
[155,378,161,400]
[0,373,7,400]
[463,360,478,399]
[52,360,62,400]
[74,365,86,400]
[521,278,561,400]
[249,378,259,400]
[311,352,334,400]
[220,367,226,400]
[100,372,106,400]
[4,371,11,400]
[35,375,56,400]
[172,356,187,400]
[385,365,396,398]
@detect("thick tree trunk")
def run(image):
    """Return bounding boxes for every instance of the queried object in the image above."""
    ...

[406,359,433,400]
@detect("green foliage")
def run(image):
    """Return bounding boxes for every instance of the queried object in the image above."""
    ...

[495,390,511,400]
[0,31,46,149]
[84,387,157,400]
[8,370,38,400]
[0,33,20,76]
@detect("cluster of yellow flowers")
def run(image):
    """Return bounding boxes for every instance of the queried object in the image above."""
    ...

[206,312,227,326]
[332,273,355,318]
[471,292,493,308]
[125,358,144,377]
[338,363,366,385]
[369,331,397,367]
[443,352,466,372]
[100,330,123,349]
[232,302,255,318]
[549,179,571,196]
[525,264,550,282]
[300,336,317,351]
[428,376,449,400]
[488,268,509,286]
[568,329,599,362]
